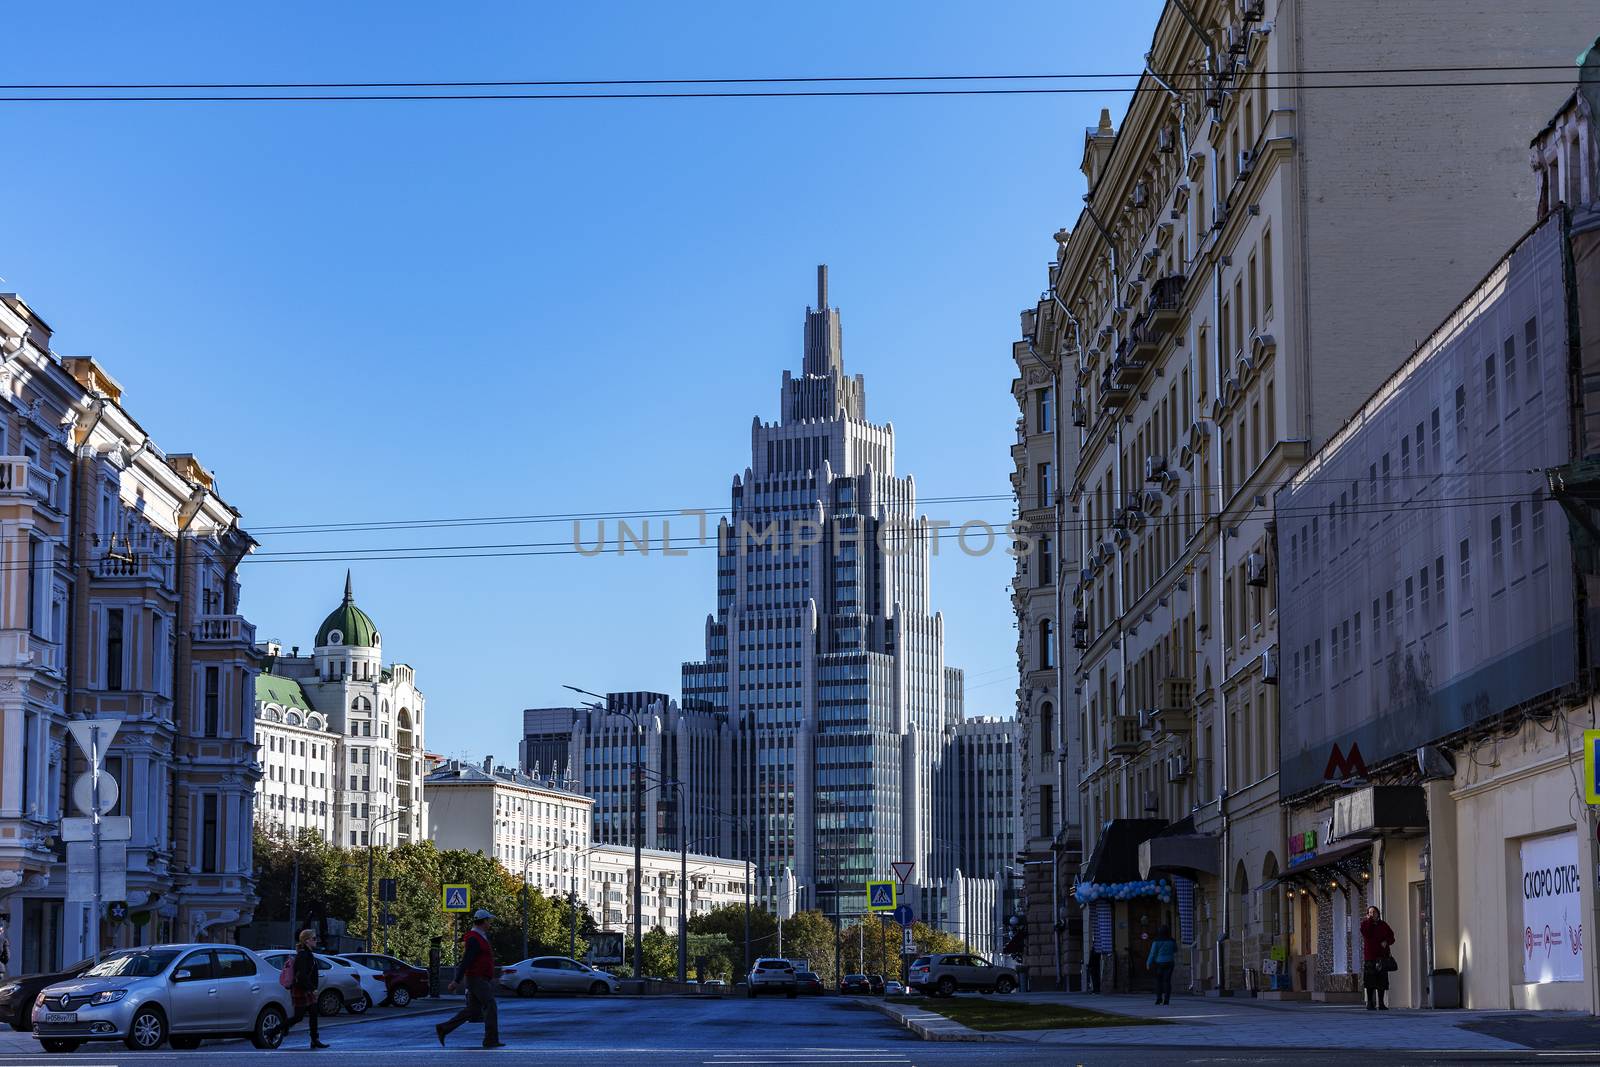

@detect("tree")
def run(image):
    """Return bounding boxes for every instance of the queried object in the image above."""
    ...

[779,911,839,985]
[687,901,776,971]
[252,828,361,937]
[637,927,676,978]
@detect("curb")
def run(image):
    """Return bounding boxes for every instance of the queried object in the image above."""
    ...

[865,999,1019,1043]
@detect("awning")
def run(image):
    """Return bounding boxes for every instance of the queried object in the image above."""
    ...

[1081,818,1168,885]
[1137,815,1220,878]
[1257,840,1373,893]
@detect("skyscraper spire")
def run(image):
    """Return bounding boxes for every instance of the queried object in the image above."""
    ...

[802,263,843,380]
[817,264,828,310]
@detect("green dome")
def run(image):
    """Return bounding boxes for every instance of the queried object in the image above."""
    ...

[316,571,380,648]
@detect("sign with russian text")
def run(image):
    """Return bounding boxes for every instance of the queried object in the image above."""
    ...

[1521,831,1583,984]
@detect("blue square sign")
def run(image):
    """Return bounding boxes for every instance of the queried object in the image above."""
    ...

[867,881,896,912]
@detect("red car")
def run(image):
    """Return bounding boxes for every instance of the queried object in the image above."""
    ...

[342,953,430,1006]
[796,971,825,995]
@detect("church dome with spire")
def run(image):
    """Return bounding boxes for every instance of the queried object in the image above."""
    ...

[315,571,380,648]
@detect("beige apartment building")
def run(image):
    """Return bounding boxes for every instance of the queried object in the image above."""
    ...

[1015,0,1591,994]
[0,295,261,970]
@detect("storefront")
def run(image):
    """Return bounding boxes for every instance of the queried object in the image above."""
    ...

[1076,819,1170,993]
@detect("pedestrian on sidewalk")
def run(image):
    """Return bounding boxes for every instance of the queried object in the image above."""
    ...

[283,929,330,1049]
[436,909,505,1049]
[1086,948,1102,994]
[1147,925,1177,1005]
[1360,905,1396,1010]
[0,918,10,981]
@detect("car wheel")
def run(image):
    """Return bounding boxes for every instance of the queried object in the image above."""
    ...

[936,977,957,998]
[589,981,610,996]
[317,989,344,1017]
[169,1035,202,1050]
[40,1037,81,1053]
[746,986,757,998]
[348,991,371,1015]
[251,1005,287,1051]
[389,984,412,1008]
[517,981,537,998]
[125,1006,168,1051]
[995,976,1017,995]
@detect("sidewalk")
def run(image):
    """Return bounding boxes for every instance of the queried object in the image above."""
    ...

[873,991,1600,1051]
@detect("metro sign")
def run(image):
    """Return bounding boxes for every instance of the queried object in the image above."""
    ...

[1323,742,1369,782]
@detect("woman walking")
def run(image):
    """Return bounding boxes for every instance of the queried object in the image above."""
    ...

[284,929,330,1049]
[1147,924,1178,1005]
[1360,905,1396,1010]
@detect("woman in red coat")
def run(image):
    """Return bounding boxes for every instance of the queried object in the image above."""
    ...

[1360,905,1396,1010]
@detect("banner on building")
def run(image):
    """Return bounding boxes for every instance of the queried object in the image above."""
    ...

[1520,831,1584,984]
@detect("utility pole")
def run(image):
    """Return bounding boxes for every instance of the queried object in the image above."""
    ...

[677,801,688,984]
[743,856,751,977]
[568,891,578,960]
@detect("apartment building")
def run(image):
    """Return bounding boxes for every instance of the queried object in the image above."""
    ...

[1019,0,1591,994]
[0,297,261,970]
[587,843,749,938]
[253,673,339,841]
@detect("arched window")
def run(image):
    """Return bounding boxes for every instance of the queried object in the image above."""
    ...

[1039,619,1055,669]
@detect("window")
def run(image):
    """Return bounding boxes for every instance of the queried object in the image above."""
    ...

[1036,387,1053,433]
[1484,355,1497,423]
[106,608,124,691]
[1504,336,1518,407]
[1430,409,1441,465]
[1491,515,1505,589]
[1455,387,1468,459]
[1434,556,1446,616]
[1039,620,1055,670]
[1510,502,1524,575]
[1526,317,1541,387]
[1039,784,1054,839]
[1405,576,1415,628]
[1417,568,1429,624]
[1532,492,1547,563]
[1037,463,1052,509]
[200,793,219,873]
[1416,423,1426,475]
[1038,536,1053,588]
[203,667,220,738]
[1040,702,1055,754]
[1262,229,1273,315]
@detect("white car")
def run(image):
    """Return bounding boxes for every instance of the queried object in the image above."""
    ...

[323,956,387,1011]
[258,951,368,1017]
[497,956,618,997]
[883,980,906,996]
[746,958,798,998]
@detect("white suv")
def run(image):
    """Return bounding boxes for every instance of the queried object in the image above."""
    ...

[746,958,798,998]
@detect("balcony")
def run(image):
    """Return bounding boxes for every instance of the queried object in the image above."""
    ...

[0,456,56,507]
[1146,275,1186,332]
[0,629,62,675]
[1113,341,1147,386]
[1110,714,1142,755]
[193,614,256,646]
[96,553,164,584]
[1099,364,1132,406]
[1152,677,1195,736]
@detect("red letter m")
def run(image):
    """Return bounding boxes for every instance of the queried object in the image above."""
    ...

[1323,742,1369,781]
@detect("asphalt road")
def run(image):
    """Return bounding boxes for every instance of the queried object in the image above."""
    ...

[0,994,1588,1066]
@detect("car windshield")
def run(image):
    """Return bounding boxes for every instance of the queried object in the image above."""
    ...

[86,950,179,978]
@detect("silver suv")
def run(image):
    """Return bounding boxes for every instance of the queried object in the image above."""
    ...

[907,953,1019,996]
[32,944,290,1052]
[745,957,798,998]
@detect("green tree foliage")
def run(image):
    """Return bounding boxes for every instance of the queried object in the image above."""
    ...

[687,901,776,970]
[836,917,966,981]
[686,933,734,981]
[778,910,840,985]
[636,927,677,978]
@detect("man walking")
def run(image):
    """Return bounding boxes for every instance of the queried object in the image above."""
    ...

[436,909,505,1049]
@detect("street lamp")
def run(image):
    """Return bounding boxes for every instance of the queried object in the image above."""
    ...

[366,808,403,953]
[565,684,647,981]
[637,770,690,983]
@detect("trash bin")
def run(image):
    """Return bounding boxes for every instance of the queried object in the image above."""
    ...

[1430,968,1461,1009]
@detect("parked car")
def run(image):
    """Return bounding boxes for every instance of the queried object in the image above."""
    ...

[907,953,1019,996]
[838,973,871,995]
[883,979,906,996]
[497,956,618,997]
[322,955,385,1012]
[0,960,95,1032]
[746,958,798,998]
[795,971,825,995]
[31,944,289,1052]
[258,949,367,1017]
[701,979,726,990]
[341,952,429,1006]
[865,974,885,994]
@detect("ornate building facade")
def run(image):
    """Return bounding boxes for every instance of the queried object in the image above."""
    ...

[0,293,261,971]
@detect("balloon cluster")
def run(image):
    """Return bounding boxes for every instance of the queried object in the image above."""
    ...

[1074,879,1173,904]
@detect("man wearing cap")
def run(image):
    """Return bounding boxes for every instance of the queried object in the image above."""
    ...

[436,909,505,1049]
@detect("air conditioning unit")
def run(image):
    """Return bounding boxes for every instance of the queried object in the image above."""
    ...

[1125,508,1145,532]
[1098,542,1116,564]
[1132,182,1149,209]
[1166,754,1191,782]
[1113,526,1131,546]
[1142,789,1161,814]
[1245,551,1268,587]
[1160,470,1182,496]
[1227,25,1249,54]
[1071,399,1087,428]
[1239,0,1265,22]
[1080,566,1095,585]
[1260,645,1279,684]
[1137,707,1158,732]
[1236,149,1255,181]
[1157,126,1176,154]
[1146,455,1169,483]
[1141,488,1163,513]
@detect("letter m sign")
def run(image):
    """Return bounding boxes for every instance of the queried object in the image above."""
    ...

[1323,742,1369,782]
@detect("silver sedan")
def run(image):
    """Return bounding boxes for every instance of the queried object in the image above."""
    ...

[31,944,290,1052]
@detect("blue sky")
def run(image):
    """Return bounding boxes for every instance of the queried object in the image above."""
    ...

[3,1,1161,763]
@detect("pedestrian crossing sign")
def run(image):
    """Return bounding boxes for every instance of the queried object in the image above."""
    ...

[866,881,896,912]
[1585,730,1600,805]
[442,883,471,913]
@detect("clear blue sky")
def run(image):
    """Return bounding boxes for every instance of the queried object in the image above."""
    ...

[3,1,1160,763]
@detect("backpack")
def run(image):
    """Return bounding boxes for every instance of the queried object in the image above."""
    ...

[279,958,295,989]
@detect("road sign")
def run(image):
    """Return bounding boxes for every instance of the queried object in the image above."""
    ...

[379,877,397,902]
[61,816,131,842]
[891,904,914,927]
[866,881,897,912]
[1586,730,1600,804]
[67,720,120,765]
[890,861,915,885]
[902,927,915,953]
[442,884,471,912]
[107,901,128,923]
[72,773,118,816]
[66,841,125,902]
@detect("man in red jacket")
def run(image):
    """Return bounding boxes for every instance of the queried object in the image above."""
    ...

[436,909,505,1048]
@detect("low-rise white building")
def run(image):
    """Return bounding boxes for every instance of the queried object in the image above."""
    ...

[425,759,594,900]
[588,843,750,937]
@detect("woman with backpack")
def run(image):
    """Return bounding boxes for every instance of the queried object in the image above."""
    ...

[281,929,330,1049]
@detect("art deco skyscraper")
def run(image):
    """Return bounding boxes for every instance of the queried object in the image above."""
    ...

[683,267,964,916]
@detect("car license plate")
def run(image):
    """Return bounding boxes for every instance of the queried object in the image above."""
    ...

[44,1012,77,1024]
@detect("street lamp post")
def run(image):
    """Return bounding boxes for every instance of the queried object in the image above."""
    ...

[366,809,402,953]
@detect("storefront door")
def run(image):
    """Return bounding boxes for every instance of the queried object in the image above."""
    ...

[1127,899,1165,991]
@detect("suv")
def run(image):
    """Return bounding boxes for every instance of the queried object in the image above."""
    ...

[32,944,289,1052]
[745,958,798,998]
[907,954,1019,996]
